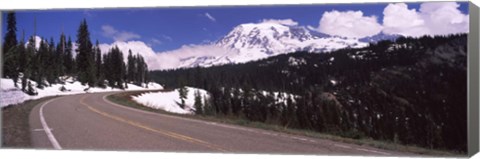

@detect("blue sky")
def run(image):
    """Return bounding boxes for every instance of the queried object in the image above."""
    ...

[2,2,469,52]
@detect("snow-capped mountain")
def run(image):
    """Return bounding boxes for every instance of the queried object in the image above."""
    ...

[359,32,401,43]
[173,21,400,69]
[95,20,402,70]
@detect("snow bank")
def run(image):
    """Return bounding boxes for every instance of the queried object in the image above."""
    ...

[131,87,209,114]
[0,78,163,107]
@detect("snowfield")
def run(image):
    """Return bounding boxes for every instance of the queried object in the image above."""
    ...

[0,78,163,107]
[131,87,209,114]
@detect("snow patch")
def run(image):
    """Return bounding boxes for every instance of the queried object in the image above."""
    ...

[0,78,163,107]
[288,57,307,66]
[131,87,209,114]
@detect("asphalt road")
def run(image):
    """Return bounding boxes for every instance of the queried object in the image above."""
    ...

[29,92,413,156]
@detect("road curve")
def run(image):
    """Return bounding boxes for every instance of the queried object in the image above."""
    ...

[29,92,413,156]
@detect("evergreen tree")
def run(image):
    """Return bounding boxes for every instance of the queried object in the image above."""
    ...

[3,12,18,79]
[127,50,135,83]
[64,36,74,75]
[178,86,189,109]
[194,90,203,114]
[95,41,105,87]
[36,39,49,88]
[75,19,96,86]
[15,32,26,89]
[46,37,56,85]
[21,34,34,91]
[104,46,125,89]
[56,33,67,78]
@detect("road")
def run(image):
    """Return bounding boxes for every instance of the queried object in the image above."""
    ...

[29,92,412,156]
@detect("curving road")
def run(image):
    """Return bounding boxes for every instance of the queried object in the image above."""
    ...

[29,92,413,155]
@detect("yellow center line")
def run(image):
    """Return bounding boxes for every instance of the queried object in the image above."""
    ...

[79,95,229,152]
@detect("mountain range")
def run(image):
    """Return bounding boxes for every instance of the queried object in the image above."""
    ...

[31,20,401,70]
[173,21,401,69]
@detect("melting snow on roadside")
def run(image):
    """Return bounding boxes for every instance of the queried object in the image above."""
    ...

[0,78,163,107]
[131,87,209,114]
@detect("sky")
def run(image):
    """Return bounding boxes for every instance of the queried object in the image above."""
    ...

[1,2,470,70]
[2,2,469,52]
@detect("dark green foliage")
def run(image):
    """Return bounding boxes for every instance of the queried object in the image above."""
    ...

[64,36,75,75]
[178,86,188,109]
[94,40,105,88]
[3,12,18,79]
[150,34,468,152]
[55,33,67,79]
[75,19,96,87]
[103,46,126,89]
[194,90,203,114]
[125,51,149,86]
[2,16,150,95]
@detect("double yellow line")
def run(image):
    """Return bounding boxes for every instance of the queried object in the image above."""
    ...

[79,95,229,152]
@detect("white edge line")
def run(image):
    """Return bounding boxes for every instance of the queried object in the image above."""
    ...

[355,148,391,155]
[39,98,62,149]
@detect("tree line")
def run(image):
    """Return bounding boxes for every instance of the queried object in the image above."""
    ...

[152,34,467,152]
[2,12,150,94]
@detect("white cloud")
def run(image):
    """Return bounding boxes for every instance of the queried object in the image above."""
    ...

[114,32,141,41]
[205,13,216,22]
[156,44,234,70]
[101,25,141,41]
[101,25,117,37]
[99,41,162,70]
[382,2,469,37]
[317,10,383,38]
[162,35,173,41]
[261,19,299,26]
[151,38,162,45]
[98,40,235,70]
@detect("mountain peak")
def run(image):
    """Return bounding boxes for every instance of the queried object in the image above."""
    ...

[163,20,401,69]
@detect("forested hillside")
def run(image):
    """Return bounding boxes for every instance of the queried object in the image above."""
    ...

[2,12,150,95]
[151,34,467,152]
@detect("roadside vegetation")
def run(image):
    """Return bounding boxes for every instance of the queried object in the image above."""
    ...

[107,91,461,156]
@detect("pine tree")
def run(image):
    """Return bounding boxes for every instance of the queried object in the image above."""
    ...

[56,33,67,78]
[95,41,105,87]
[16,31,27,89]
[178,86,189,109]
[64,36,74,75]
[36,39,49,88]
[21,35,35,91]
[3,12,18,79]
[127,50,135,83]
[46,37,56,85]
[194,90,203,115]
[104,46,125,89]
[75,19,96,86]
[136,54,145,85]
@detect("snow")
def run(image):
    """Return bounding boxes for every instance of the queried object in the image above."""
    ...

[0,78,163,107]
[288,57,307,66]
[329,57,335,62]
[131,87,209,114]
[159,20,370,70]
[330,80,338,85]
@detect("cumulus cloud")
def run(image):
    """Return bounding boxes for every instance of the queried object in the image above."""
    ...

[205,13,216,22]
[382,2,469,37]
[98,40,235,70]
[156,44,235,70]
[261,19,299,26]
[99,41,163,70]
[317,10,383,38]
[101,25,141,41]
